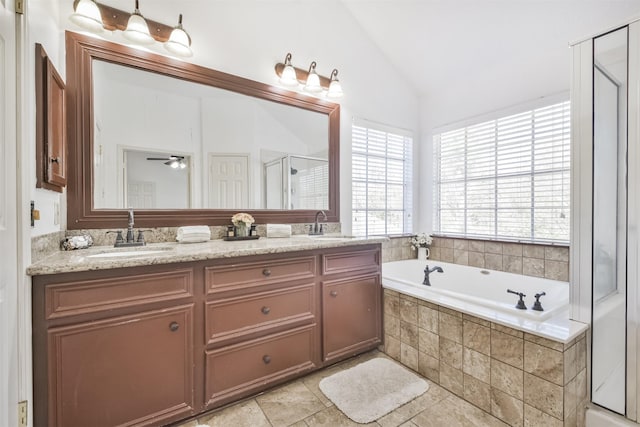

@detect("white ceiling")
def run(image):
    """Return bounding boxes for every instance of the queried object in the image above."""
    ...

[61,1,640,115]
[341,1,640,97]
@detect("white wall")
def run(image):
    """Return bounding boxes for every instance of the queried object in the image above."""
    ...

[416,7,640,235]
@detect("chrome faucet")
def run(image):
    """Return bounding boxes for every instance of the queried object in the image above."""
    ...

[310,210,327,235]
[106,208,146,247]
[422,265,444,286]
[126,208,135,243]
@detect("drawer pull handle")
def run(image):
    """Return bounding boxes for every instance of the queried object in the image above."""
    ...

[263,355,271,364]
[262,268,271,277]
[50,156,60,164]
[261,306,271,315]
[330,290,338,297]
[169,322,180,332]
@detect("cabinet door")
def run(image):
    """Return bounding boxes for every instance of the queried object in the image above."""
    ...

[322,274,381,363]
[35,43,66,192]
[47,305,194,427]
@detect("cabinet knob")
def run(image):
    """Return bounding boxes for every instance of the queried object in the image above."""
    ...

[262,355,271,364]
[169,322,180,332]
[261,306,271,315]
[50,157,60,164]
[330,290,338,297]
[262,268,271,277]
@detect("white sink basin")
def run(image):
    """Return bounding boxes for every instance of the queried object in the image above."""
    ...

[86,248,173,259]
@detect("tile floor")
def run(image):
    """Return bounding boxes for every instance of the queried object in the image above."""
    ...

[175,350,508,427]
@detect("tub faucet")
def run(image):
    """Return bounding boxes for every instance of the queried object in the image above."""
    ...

[423,265,444,286]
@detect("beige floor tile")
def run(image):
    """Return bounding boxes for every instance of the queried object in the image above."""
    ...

[196,398,271,427]
[377,382,451,427]
[411,395,508,427]
[256,381,325,426]
[301,363,343,407]
[304,406,378,426]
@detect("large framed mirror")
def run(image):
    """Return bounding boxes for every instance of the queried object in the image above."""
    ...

[66,31,340,229]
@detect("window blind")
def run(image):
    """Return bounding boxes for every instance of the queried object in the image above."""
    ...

[434,100,570,243]
[352,122,413,236]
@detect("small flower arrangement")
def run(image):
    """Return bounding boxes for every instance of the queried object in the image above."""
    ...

[411,232,433,250]
[231,212,255,227]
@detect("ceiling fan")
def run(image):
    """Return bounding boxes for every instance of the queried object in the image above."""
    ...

[146,155,187,169]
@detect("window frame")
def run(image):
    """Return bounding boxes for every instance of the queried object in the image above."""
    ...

[351,119,414,237]
[433,96,571,244]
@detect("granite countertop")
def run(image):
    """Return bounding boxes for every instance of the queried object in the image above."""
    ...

[27,235,388,276]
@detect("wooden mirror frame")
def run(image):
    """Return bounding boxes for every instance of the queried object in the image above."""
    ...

[66,31,340,229]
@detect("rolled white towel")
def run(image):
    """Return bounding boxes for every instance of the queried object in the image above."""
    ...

[176,225,211,243]
[267,224,291,238]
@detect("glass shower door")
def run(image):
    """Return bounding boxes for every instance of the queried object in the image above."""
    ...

[591,26,628,415]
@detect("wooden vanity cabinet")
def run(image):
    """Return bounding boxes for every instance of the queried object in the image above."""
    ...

[32,244,382,427]
[203,254,321,408]
[32,265,197,427]
[321,248,382,363]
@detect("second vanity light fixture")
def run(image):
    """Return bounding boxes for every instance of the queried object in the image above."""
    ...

[275,53,344,98]
[69,0,193,57]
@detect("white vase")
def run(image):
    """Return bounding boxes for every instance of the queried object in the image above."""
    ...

[417,247,430,261]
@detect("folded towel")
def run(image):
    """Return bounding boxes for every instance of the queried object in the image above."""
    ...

[267,224,291,238]
[177,226,211,243]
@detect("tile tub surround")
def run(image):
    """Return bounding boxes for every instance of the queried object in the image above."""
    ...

[383,289,588,427]
[382,236,414,262]
[429,237,570,282]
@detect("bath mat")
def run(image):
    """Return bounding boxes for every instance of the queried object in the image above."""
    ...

[319,357,429,423]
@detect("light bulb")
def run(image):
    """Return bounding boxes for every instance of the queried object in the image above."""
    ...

[327,69,343,98]
[304,62,322,94]
[279,53,299,87]
[69,0,104,33]
[164,14,193,57]
[123,0,155,45]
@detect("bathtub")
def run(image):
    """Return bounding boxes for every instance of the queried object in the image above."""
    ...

[382,260,571,335]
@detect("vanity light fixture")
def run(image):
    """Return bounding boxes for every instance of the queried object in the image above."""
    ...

[69,1,194,57]
[274,54,344,98]
[164,14,193,58]
[69,0,104,33]
[122,0,154,46]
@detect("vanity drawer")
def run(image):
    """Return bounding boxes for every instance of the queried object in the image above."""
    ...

[322,248,380,276]
[205,256,316,295]
[205,283,316,346]
[45,269,194,320]
[205,325,317,407]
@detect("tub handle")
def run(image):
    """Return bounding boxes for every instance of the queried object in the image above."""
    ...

[532,292,546,311]
[506,289,527,310]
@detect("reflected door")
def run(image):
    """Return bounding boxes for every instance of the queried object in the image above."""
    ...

[208,154,249,209]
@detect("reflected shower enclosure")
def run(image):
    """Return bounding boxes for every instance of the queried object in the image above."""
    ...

[264,155,328,210]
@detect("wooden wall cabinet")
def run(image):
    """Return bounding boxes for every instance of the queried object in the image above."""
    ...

[32,245,381,426]
[36,43,67,192]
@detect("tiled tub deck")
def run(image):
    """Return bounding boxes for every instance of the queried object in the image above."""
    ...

[382,289,588,427]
